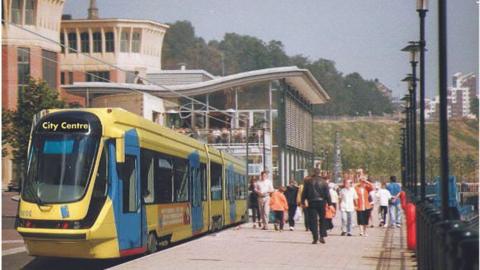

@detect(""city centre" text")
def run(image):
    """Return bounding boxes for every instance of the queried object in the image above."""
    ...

[42,122,89,131]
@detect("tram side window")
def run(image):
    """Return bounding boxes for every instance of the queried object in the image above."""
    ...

[140,150,155,204]
[211,163,223,200]
[122,155,138,213]
[239,175,246,199]
[235,173,240,200]
[227,170,234,200]
[201,164,207,201]
[155,155,173,203]
[242,175,247,199]
[92,144,108,199]
[174,158,189,202]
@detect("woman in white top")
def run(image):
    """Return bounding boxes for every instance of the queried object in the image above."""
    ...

[368,182,381,227]
[329,183,339,209]
[339,179,358,236]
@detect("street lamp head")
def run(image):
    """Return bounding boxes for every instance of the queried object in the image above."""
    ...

[401,41,421,62]
[417,0,428,11]
[402,74,418,91]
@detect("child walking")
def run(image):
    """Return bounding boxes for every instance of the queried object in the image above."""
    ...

[376,182,392,227]
[270,186,289,231]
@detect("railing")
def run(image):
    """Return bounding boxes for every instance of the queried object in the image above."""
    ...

[173,128,267,145]
[416,177,479,270]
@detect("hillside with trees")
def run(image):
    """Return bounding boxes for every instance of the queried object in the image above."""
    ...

[162,21,394,116]
[314,119,479,183]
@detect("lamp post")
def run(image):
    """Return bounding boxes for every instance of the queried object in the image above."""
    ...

[438,0,449,220]
[401,94,411,193]
[400,127,407,188]
[402,40,420,197]
[417,0,428,202]
[402,74,419,197]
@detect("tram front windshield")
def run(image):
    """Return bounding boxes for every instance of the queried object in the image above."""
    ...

[23,133,100,204]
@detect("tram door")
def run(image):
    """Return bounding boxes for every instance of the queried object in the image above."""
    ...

[227,165,236,223]
[115,130,144,255]
[189,152,204,234]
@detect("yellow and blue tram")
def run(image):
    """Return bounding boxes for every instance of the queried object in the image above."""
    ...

[16,108,248,258]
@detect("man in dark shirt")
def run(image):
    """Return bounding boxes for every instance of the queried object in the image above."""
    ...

[284,179,299,230]
[301,168,332,244]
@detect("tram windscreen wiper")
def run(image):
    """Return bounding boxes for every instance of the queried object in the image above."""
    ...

[24,181,46,206]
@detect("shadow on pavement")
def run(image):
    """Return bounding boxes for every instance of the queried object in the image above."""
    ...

[20,256,142,270]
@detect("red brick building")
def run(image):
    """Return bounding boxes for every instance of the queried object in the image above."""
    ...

[2,0,65,187]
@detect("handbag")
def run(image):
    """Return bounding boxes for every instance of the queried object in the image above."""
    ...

[294,207,302,221]
[325,205,335,219]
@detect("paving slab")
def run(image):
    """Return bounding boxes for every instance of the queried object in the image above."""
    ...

[110,214,416,270]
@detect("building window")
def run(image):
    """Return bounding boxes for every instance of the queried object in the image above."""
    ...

[80,32,89,53]
[17,47,30,93]
[120,31,130,52]
[42,50,57,89]
[60,33,65,53]
[105,32,114,52]
[86,71,110,82]
[132,31,141,53]
[92,32,102,53]
[68,32,77,53]
[11,0,21,24]
[24,0,35,25]
[68,71,73,84]
[60,72,65,85]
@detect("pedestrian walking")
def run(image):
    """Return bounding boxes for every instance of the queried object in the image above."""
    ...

[301,168,332,244]
[386,176,402,227]
[248,177,261,228]
[255,171,274,230]
[297,176,311,231]
[368,181,380,227]
[376,182,392,227]
[326,182,338,230]
[354,177,374,236]
[339,179,357,236]
[329,183,339,210]
[284,179,299,231]
[270,187,289,231]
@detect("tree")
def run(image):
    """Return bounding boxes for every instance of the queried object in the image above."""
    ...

[470,97,478,119]
[3,78,65,184]
[162,20,395,116]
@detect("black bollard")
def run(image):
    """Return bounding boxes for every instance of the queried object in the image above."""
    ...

[416,202,427,270]
[426,209,442,269]
[445,228,478,270]
[433,220,463,270]
[457,238,479,270]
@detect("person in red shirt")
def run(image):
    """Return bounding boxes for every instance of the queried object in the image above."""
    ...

[355,177,374,236]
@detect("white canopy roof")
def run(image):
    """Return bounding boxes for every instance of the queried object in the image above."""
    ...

[63,66,330,104]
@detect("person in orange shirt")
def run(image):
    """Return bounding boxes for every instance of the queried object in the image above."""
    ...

[355,177,374,236]
[270,186,289,231]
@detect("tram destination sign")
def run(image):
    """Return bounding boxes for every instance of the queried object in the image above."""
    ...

[37,119,90,133]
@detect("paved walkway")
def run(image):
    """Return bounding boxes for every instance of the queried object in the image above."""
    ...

[2,192,25,253]
[111,214,416,270]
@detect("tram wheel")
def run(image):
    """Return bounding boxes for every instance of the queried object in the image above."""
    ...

[147,232,158,254]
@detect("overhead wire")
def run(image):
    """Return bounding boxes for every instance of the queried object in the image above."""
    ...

[5,20,248,126]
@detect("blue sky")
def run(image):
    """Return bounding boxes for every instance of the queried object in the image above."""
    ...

[64,0,478,98]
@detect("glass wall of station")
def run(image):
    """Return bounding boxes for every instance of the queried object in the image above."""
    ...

[163,79,314,187]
